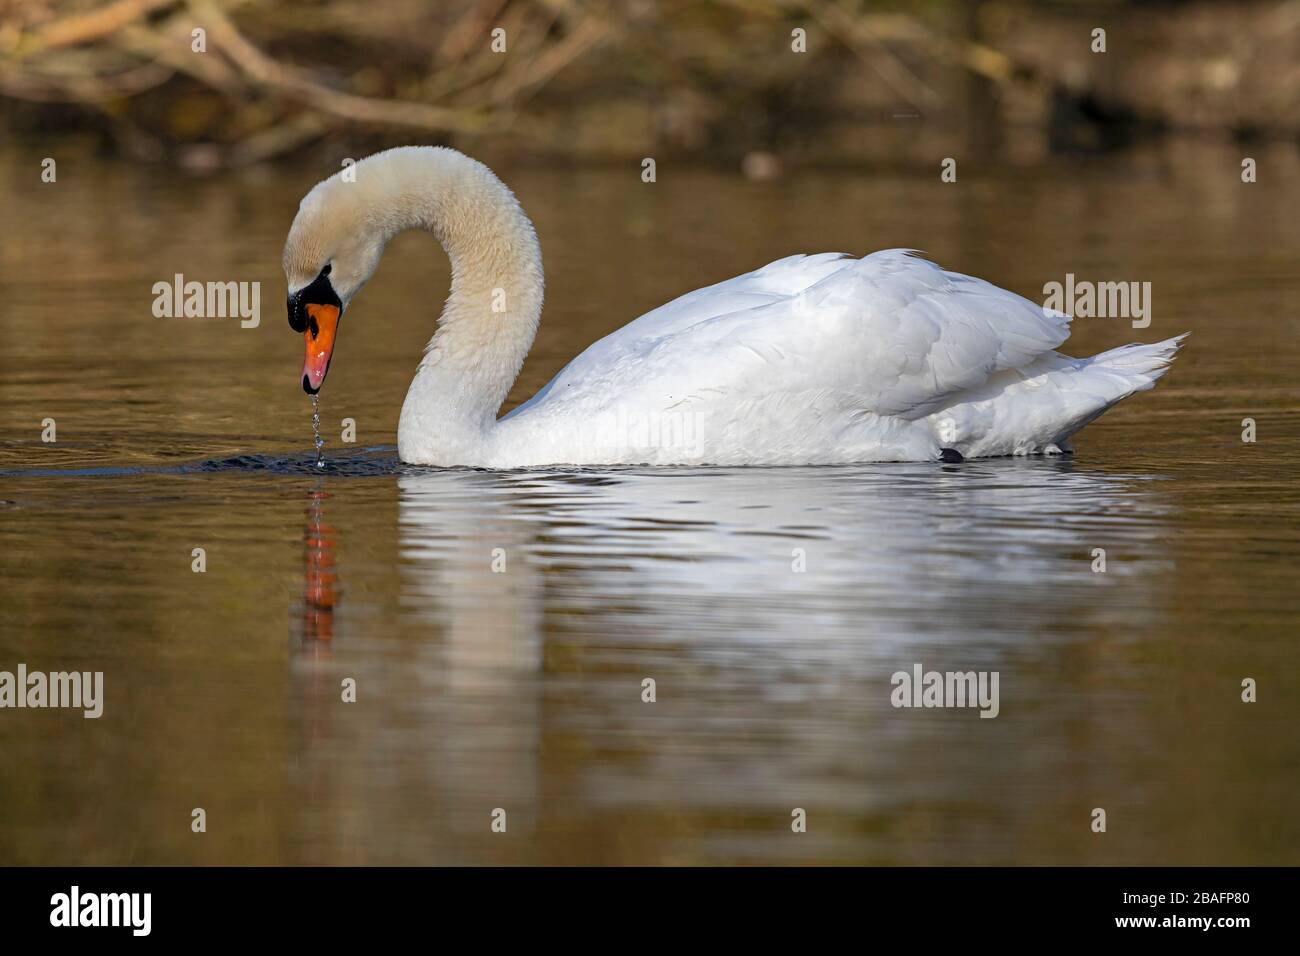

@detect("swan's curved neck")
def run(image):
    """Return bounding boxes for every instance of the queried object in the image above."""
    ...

[376,149,544,464]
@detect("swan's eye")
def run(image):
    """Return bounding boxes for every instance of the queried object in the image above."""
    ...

[320,263,332,278]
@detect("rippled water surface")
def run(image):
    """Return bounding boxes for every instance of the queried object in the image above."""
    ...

[1,143,1297,864]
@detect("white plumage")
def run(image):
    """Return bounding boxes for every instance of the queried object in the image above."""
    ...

[282,147,1183,468]
[498,249,1182,466]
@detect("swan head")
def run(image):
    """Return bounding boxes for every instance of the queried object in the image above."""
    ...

[283,175,385,394]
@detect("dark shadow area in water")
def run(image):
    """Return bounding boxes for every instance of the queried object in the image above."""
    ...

[0,446,405,479]
[190,447,405,477]
[1,445,1160,483]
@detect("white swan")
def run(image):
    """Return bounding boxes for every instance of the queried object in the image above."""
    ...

[283,146,1184,468]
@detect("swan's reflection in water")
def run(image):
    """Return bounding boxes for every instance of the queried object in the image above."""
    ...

[293,459,1177,863]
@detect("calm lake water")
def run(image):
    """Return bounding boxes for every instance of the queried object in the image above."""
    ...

[1,142,1297,865]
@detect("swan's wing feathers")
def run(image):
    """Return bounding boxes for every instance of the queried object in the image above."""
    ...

[786,249,1071,416]
[514,250,1070,422]
[509,254,854,415]
[615,252,853,339]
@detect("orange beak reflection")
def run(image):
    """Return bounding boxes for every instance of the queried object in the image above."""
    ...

[301,490,338,648]
[302,303,340,394]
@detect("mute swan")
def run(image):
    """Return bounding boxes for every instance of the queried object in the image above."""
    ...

[283,146,1184,468]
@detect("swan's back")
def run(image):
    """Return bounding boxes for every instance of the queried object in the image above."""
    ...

[508,249,1072,425]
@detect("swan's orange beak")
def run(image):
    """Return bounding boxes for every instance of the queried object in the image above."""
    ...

[302,303,340,394]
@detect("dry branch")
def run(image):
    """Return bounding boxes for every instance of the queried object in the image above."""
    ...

[16,0,181,55]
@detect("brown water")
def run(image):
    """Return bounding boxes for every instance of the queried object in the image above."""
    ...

[1,142,1297,865]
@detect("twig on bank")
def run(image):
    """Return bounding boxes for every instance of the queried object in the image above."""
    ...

[191,0,497,133]
[14,0,182,56]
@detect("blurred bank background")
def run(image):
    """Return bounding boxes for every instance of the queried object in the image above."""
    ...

[3,0,1299,171]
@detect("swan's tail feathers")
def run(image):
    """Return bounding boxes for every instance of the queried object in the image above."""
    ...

[1042,332,1187,448]
[936,333,1186,458]
[1086,332,1188,392]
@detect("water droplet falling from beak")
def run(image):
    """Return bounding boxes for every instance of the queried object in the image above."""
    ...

[311,394,325,468]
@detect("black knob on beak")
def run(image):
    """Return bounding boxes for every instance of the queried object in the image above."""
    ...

[287,291,308,332]
[288,266,340,333]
